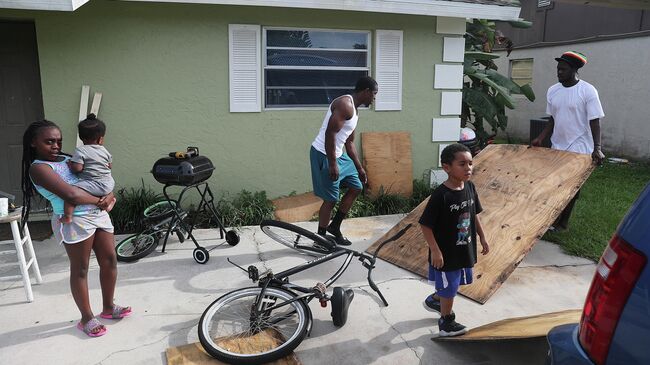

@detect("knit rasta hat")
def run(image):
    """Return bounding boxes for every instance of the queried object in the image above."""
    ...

[555,51,588,69]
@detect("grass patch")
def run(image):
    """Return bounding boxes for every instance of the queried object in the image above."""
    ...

[543,160,650,261]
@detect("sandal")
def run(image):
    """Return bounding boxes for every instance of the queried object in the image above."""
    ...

[77,318,107,337]
[100,304,132,319]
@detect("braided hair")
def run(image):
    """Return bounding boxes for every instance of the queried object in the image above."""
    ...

[21,119,60,230]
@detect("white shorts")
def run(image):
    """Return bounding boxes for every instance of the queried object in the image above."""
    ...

[51,209,114,244]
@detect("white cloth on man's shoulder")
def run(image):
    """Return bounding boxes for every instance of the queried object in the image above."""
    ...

[546,80,604,155]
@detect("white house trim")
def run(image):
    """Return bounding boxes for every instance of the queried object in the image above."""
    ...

[434,64,464,89]
[121,0,521,21]
[432,117,461,142]
[441,91,462,115]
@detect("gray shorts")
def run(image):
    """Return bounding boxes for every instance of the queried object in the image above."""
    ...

[74,177,115,197]
[51,209,114,244]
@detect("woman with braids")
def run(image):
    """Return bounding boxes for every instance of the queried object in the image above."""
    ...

[21,120,131,337]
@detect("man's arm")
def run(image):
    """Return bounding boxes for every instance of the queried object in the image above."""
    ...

[344,130,367,184]
[590,118,605,165]
[325,98,354,181]
[531,117,554,147]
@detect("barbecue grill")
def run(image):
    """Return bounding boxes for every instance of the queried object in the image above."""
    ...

[149,147,239,264]
[152,154,214,186]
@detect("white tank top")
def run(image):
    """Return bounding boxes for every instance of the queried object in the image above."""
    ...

[311,95,358,158]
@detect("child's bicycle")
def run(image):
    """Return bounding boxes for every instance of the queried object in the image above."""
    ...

[115,199,239,263]
[197,220,412,364]
[115,200,187,262]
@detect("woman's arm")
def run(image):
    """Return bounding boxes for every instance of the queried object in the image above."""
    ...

[30,164,106,206]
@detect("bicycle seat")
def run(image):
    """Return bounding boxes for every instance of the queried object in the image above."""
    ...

[331,287,354,327]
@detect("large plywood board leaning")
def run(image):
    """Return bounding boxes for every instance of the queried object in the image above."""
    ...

[361,131,413,197]
[434,309,582,341]
[366,144,595,303]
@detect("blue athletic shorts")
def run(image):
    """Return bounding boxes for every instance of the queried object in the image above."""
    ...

[310,146,362,202]
[428,265,473,298]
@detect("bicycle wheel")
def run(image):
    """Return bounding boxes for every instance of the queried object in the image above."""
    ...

[260,219,335,256]
[143,200,178,220]
[115,233,159,262]
[199,287,309,365]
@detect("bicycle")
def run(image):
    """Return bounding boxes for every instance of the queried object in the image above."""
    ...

[115,200,239,263]
[197,220,412,364]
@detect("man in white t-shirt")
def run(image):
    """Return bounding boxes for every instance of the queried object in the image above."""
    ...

[532,51,605,230]
[310,76,378,245]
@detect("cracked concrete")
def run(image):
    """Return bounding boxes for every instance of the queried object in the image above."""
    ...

[0,215,595,365]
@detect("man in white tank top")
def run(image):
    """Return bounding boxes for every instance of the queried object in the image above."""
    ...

[310,76,378,245]
[532,51,605,230]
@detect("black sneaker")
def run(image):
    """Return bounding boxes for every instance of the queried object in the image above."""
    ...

[326,227,352,246]
[423,294,441,313]
[438,314,466,337]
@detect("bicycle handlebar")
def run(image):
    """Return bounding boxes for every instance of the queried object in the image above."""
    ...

[364,223,413,307]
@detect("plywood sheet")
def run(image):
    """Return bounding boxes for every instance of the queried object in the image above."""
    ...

[166,329,301,365]
[366,144,594,303]
[272,192,322,223]
[434,309,581,341]
[362,131,413,197]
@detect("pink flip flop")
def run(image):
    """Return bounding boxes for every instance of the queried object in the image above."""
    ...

[100,304,132,319]
[77,318,107,337]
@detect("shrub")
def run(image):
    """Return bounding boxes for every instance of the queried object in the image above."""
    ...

[109,181,161,234]
[192,190,275,229]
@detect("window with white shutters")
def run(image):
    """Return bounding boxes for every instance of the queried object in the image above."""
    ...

[263,27,370,108]
[229,24,261,112]
[375,30,403,111]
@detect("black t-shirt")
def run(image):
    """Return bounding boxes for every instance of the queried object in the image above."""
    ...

[418,181,483,271]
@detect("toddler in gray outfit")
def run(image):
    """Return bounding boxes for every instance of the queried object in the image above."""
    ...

[63,113,115,223]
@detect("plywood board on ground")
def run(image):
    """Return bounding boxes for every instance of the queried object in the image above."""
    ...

[366,144,595,303]
[434,309,581,341]
[272,192,322,223]
[362,131,413,197]
[166,329,301,365]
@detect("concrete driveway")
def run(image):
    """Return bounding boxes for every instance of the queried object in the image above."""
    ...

[0,215,595,365]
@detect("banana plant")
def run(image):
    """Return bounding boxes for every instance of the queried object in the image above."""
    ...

[462,18,535,143]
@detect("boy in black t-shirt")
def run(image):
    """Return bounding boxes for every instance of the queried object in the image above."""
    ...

[419,143,489,337]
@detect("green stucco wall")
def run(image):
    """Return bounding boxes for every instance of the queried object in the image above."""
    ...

[2,1,445,199]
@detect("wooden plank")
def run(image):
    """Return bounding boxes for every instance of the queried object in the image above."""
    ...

[166,329,301,365]
[361,131,413,197]
[272,192,322,223]
[366,144,595,303]
[76,85,90,147]
[90,92,102,115]
[434,309,581,341]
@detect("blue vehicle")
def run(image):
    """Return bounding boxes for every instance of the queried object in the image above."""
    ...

[546,182,650,365]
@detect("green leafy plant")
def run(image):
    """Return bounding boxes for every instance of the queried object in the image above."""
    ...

[109,180,161,234]
[192,190,275,229]
[343,179,435,219]
[463,19,535,143]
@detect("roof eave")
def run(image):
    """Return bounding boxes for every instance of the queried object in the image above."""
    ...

[0,0,88,11]
[125,0,521,20]
[0,0,521,20]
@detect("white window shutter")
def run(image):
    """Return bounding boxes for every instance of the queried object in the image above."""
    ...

[229,24,261,112]
[375,30,403,111]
